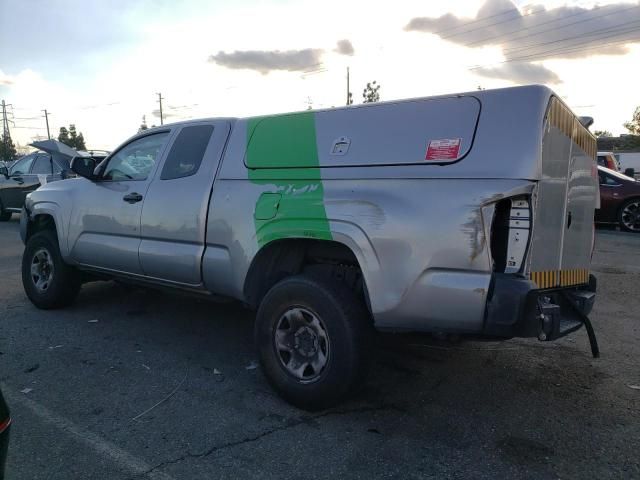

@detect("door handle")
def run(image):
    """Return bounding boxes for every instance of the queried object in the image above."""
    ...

[123,192,143,204]
[12,177,24,184]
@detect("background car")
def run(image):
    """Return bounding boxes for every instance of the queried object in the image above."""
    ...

[0,151,70,220]
[0,144,109,221]
[0,386,10,479]
[596,165,640,232]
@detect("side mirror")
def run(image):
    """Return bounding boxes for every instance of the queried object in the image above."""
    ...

[624,168,635,178]
[70,157,97,180]
[0,166,7,178]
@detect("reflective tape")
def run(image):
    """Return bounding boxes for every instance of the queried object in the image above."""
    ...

[547,97,596,159]
[529,269,589,288]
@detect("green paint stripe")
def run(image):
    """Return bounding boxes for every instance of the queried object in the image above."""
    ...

[247,113,332,246]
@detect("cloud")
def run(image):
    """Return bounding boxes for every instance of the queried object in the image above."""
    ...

[405,0,640,83]
[334,39,355,56]
[0,70,14,86]
[474,62,561,84]
[208,48,324,74]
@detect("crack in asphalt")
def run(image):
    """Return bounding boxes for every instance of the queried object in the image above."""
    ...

[129,403,403,479]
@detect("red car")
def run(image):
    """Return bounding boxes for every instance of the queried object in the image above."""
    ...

[596,166,640,232]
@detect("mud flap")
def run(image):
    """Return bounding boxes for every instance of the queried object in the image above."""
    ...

[561,291,600,358]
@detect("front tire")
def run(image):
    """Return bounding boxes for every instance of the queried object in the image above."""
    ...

[22,230,81,309]
[255,274,372,410]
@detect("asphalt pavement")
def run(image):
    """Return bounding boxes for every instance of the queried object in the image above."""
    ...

[0,215,638,479]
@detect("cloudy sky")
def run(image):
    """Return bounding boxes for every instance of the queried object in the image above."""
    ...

[1,0,639,151]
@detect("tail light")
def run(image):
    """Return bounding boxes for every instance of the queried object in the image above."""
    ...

[0,417,10,434]
[489,196,531,274]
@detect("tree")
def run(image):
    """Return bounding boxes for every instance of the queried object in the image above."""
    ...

[58,126,70,145]
[624,106,640,135]
[362,81,380,103]
[138,115,148,133]
[58,124,86,150]
[68,124,86,150]
[594,130,612,138]
[0,132,17,162]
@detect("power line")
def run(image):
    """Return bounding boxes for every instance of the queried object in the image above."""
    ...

[428,7,522,36]
[501,19,640,56]
[469,35,640,71]
[464,4,638,48]
[439,6,550,40]
[468,21,640,69]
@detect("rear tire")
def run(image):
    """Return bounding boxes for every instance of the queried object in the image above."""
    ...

[22,230,81,309]
[255,274,372,410]
[0,200,11,221]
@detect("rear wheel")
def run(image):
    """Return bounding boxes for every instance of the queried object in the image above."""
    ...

[619,198,640,233]
[0,200,11,221]
[255,274,372,410]
[22,230,81,309]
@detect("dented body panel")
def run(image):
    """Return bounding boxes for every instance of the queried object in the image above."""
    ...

[23,85,598,336]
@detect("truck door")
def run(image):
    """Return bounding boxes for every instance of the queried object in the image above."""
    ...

[1,153,37,210]
[68,131,171,275]
[139,120,230,285]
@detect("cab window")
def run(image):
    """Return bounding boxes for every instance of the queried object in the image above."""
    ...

[102,132,170,181]
[160,125,214,180]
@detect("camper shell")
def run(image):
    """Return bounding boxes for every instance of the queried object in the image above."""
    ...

[21,85,599,408]
[211,85,598,338]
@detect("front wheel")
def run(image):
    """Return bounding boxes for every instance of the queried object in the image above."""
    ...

[255,274,372,410]
[619,198,640,233]
[22,230,81,309]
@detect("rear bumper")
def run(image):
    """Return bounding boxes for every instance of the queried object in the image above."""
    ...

[484,273,596,340]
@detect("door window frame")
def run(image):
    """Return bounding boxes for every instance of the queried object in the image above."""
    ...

[9,154,37,176]
[98,130,173,182]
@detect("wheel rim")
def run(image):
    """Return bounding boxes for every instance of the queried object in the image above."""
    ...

[621,201,640,232]
[274,307,330,383]
[30,248,54,293]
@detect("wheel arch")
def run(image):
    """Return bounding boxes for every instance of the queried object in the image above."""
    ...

[23,202,65,253]
[243,237,373,312]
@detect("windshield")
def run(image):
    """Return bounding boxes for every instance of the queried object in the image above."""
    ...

[599,166,636,182]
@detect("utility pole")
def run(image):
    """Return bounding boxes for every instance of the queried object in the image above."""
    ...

[1,100,10,139]
[346,67,351,106]
[156,92,164,125]
[1,99,14,161]
[42,109,51,139]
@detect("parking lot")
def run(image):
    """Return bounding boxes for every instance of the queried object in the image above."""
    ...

[0,215,638,479]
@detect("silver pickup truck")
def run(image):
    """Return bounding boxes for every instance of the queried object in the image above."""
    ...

[21,85,599,409]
